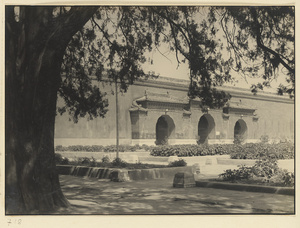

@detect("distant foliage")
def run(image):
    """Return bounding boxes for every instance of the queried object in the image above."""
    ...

[229,142,294,160]
[151,144,231,157]
[233,135,245,145]
[150,143,294,159]
[55,144,153,152]
[56,142,294,160]
[260,135,269,144]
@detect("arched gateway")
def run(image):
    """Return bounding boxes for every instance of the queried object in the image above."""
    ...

[198,114,215,144]
[234,119,248,141]
[156,115,175,145]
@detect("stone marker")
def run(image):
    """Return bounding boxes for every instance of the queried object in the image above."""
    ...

[173,172,196,188]
[109,170,130,182]
[192,163,201,174]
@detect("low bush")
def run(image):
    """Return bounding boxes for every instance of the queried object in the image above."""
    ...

[55,153,63,163]
[55,153,70,165]
[269,169,295,186]
[111,157,128,168]
[251,158,280,179]
[219,157,294,187]
[101,155,110,163]
[168,159,187,167]
[219,165,253,181]
[77,157,97,167]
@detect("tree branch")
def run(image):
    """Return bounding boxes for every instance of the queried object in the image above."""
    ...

[250,8,295,75]
[49,7,99,49]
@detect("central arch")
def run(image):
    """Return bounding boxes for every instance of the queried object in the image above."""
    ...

[234,119,248,142]
[156,115,175,145]
[198,114,215,144]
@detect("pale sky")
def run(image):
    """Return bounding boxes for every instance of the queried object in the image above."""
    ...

[142,45,289,94]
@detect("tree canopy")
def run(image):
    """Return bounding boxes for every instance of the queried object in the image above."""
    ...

[57,6,294,123]
[219,6,294,97]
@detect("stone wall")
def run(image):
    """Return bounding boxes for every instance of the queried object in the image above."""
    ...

[54,76,294,146]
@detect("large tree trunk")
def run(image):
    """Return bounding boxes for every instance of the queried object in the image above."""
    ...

[5,6,98,214]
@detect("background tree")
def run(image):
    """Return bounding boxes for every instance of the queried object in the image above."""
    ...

[216,6,294,97]
[5,5,294,214]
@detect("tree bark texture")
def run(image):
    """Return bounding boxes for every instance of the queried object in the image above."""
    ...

[5,6,98,214]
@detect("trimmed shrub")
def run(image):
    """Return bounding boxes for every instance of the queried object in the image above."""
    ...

[55,153,69,165]
[229,142,294,160]
[77,157,97,167]
[168,159,187,167]
[111,157,128,168]
[150,144,232,157]
[101,155,110,163]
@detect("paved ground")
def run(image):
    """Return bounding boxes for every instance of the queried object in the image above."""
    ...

[55,175,294,215]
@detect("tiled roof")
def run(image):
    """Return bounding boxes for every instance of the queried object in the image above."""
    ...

[135,91,189,104]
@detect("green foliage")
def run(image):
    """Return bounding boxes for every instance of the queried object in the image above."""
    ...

[56,6,294,123]
[260,135,269,144]
[229,142,294,160]
[252,158,279,179]
[57,6,240,122]
[77,157,97,167]
[269,169,294,187]
[56,142,294,160]
[54,153,70,165]
[233,135,245,145]
[101,155,110,163]
[55,144,153,152]
[56,156,169,169]
[168,159,187,167]
[219,157,294,187]
[150,144,231,157]
[219,6,294,97]
[55,153,63,163]
[150,142,294,159]
[111,157,128,168]
[219,165,253,181]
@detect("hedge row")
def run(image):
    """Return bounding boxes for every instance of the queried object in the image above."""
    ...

[55,144,154,152]
[229,142,294,160]
[150,142,294,160]
[150,144,231,157]
[56,142,294,160]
